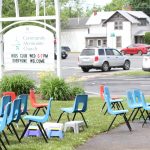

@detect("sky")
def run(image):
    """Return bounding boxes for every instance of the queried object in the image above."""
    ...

[85,0,112,7]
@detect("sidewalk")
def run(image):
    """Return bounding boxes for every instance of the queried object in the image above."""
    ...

[77,122,150,150]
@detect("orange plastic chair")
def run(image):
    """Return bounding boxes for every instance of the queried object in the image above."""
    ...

[3,92,16,102]
[29,89,48,115]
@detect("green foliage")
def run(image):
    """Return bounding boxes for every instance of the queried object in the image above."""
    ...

[0,74,35,95]
[144,32,150,44]
[40,73,84,100]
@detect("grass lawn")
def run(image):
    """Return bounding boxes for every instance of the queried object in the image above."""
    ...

[5,97,129,150]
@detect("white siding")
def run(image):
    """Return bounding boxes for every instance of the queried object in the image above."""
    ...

[61,28,88,52]
[106,21,131,50]
[89,25,106,35]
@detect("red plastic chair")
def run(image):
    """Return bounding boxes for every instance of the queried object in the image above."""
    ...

[3,92,16,102]
[29,89,48,115]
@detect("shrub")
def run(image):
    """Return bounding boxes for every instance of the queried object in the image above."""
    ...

[144,32,150,44]
[0,74,35,95]
[40,73,85,100]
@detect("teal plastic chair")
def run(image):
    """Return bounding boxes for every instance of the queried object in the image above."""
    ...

[104,86,132,131]
[127,89,145,121]
[0,103,11,150]
[137,90,150,127]
[0,96,11,117]
[57,94,88,127]
[7,98,21,143]
[18,94,28,126]
[20,98,53,143]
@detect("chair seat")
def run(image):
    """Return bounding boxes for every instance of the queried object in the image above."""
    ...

[109,109,128,115]
[61,107,74,113]
[33,103,48,108]
[110,99,123,102]
[24,115,45,123]
[129,104,142,109]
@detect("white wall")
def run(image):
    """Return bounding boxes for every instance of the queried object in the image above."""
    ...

[61,28,88,52]
[106,21,132,50]
[89,25,106,36]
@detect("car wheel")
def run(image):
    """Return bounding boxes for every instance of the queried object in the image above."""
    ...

[138,50,143,55]
[123,60,130,70]
[102,62,109,72]
[81,67,90,72]
[121,50,125,55]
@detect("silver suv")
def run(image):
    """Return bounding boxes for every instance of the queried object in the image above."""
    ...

[78,47,130,72]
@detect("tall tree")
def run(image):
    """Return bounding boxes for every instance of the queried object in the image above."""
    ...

[129,0,150,16]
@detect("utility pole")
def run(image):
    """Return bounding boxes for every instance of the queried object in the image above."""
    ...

[35,0,41,16]
[14,0,19,17]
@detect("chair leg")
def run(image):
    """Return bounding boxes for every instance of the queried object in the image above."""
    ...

[11,123,21,143]
[139,109,146,121]
[57,112,65,123]
[42,108,46,115]
[79,112,88,128]
[2,131,9,145]
[37,124,48,143]
[101,102,106,112]
[67,113,70,121]
[34,108,41,115]
[119,102,124,110]
[142,111,150,127]
[20,117,26,127]
[123,114,132,131]
[107,115,117,132]
[72,113,77,121]
[128,109,135,121]
[0,137,7,150]
[139,110,145,120]
[7,125,13,134]
[40,123,49,139]
[20,121,31,141]
[132,108,140,121]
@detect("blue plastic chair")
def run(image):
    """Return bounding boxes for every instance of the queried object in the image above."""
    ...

[0,103,11,150]
[138,91,150,127]
[127,89,145,121]
[18,94,28,126]
[20,98,53,143]
[0,96,11,117]
[104,86,132,131]
[57,94,88,127]
[7,98,21,143]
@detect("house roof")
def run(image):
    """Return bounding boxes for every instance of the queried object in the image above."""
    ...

[103,10,150,24]
[135,30,150,36]
[63,17,89,29]
[86,11,114,25]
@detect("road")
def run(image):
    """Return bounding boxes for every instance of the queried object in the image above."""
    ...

[4,53,150,96]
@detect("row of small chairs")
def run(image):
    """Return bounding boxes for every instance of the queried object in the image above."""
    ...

[101,85,150,132]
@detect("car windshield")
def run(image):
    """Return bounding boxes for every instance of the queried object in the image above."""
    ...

[80,49,95,56]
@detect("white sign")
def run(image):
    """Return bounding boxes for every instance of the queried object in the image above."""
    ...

[4,25,54,71]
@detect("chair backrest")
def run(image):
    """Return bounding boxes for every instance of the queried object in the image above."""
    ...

[3,92,16,102]
[29,89,36,107]
[104,86,112,114]
[133,89,142,104]
[73,95,88,112]
[126,90,135,107]
[18,94,28,115]
[100,85,104,101]
[41,98,53,123]
[0,103,11,132]
[0,96,11,116]
[7,98,21,124]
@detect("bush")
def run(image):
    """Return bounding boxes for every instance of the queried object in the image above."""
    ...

[40,73,85,100]
[144,32,150,44]
[0,74,35,95]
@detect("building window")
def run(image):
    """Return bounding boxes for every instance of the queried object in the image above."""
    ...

[102,40,107,47]
[114,21,123,30]
[97,39,101,47]
[88,39,94,46]
[116,36,122,48]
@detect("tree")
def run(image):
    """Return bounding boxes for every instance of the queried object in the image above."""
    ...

[129,0,150,16]
[104,0,129,11]
[144,32,150,44]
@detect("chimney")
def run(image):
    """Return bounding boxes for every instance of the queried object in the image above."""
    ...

[93,7,97,16]
[122,4,132,11]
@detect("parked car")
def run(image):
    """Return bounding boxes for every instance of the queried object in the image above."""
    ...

[78,47,130,72]
[142,51,150,71]
[61,46,71,52]
[121,44,150,55]
[54,48,68,59]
